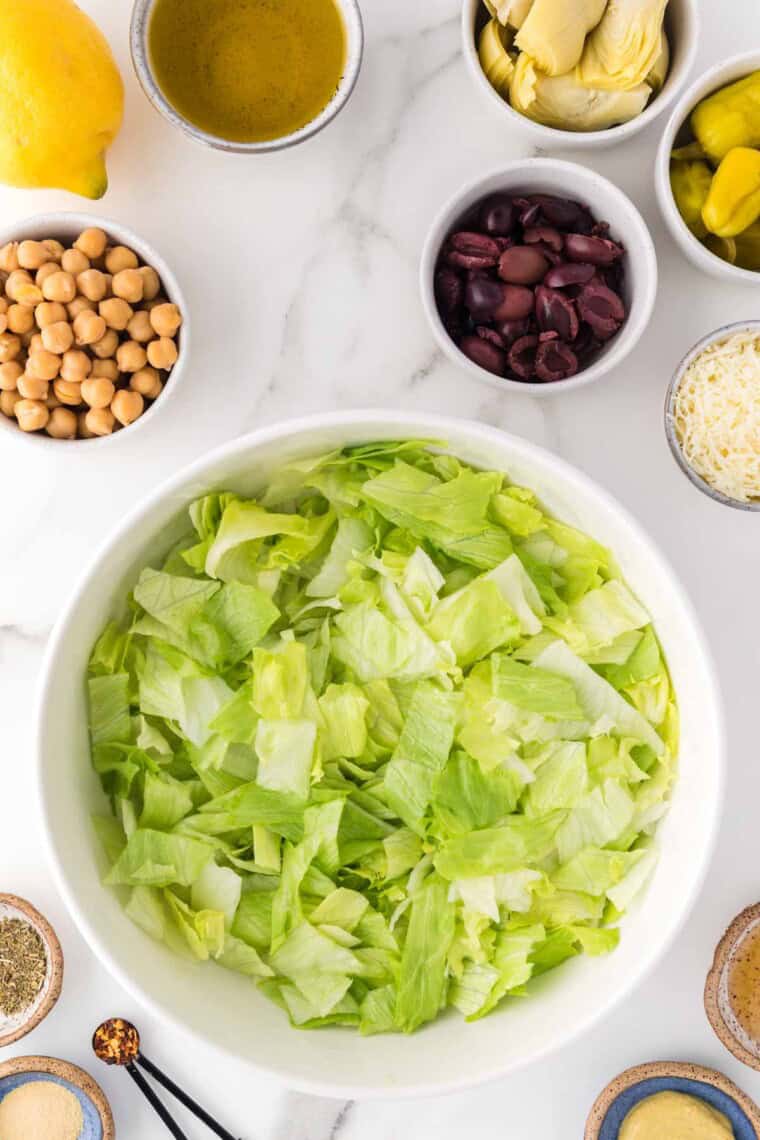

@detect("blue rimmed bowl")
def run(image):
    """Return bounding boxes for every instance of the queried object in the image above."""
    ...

[585,1062,760,1139]
[0,1057,114,1140]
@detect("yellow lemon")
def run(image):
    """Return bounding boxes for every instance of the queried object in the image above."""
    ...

[0,0,124,199]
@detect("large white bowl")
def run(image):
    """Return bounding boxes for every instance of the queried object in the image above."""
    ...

[38,411,723,1099]
[420,161,657,396]
[656,51,760,284]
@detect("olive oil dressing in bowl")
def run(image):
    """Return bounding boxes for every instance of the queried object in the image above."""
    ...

[131,0,363,153]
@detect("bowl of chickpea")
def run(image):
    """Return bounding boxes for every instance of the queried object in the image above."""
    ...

[0,213,187,444]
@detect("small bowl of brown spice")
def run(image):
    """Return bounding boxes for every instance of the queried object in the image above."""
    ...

[0,894,63,1048]
[705,903,760,1071]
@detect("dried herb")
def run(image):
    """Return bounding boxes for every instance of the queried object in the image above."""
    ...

[0,918,47,1017]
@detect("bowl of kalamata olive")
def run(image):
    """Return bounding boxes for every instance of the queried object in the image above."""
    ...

[420,159,658,394]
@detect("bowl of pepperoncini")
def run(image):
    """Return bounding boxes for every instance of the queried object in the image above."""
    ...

[656,50,760,283]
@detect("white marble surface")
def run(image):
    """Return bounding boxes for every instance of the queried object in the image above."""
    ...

[2,0,760,1135]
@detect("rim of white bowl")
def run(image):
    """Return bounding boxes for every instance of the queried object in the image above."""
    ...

[130,0,364,154]
[655,50,760,285]
[461,0,700,149]
[0,212,188,449]
[37,410,725,1099]
[420,159,658,397]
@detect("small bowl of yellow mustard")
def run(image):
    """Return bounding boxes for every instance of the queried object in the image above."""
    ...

[585,1061,760,1140]
[130,0,363,153]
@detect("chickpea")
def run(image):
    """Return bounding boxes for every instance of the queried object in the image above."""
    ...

[61,248,89,276]
[60,349,91,383]
[139,266,161,301]
[36,301,68,329]
[130,366,162,400]
[116,340,147,373]
[147,337,178,370]
[91,358,118,381]
[99,297,133,331]
[73,310,106,346]
[41,321,74,355]
[53,378,82,406]
[28,332,44,355]
[127,310,155,343]
[112,268,144,304]
[67,296,95,320]
[91,329,119,359]
[15,398,49,432]
[77,268,108,302]
[27,349,61,381]
[77,410,95,438]
[17,373,49,401]
[74,228,107,260]
[35,261,61,288]
[0,361,22,391]
[17,240,50,270]
[7,270,43,306]
[0,243,19,273]
[0,332,21,363]
[111,388,144,426]
[81,376,115,409]
[105,245,138,274]
[149,302,182,338]
[41,239,64,262]
[0,298,8,316]
[7,304,34,335]
[42,271,76,304]
[0,389,21,417]
[46,406,77,439]
[85,406,115,436]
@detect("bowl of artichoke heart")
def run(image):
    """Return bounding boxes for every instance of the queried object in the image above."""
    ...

[657,51,760,283]
[39,414,722,1098]
[130,0,363,153]
[463,0,698,146]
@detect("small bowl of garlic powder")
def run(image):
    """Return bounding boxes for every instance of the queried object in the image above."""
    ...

[0,1056,114,1140]
[666,321,760,510]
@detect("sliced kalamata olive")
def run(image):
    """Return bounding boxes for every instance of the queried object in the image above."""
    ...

[434,268,464,319]
[464,275,506,319]
[496,318,531,344]
[530,195,585,230]
[478,195,517,237]
[459,334,506,375]
[523,225,564,253]
[514,197,542,228]
[476,325,506,348]
[445,231,500,270]
[565,233,624,266]
[535,285,579,342]
[492,284,535,321]
[529,243,562,266]
[534,340,578,382]
[498,246,548,286]
[577,283,626,340]
[508,334,539,380]
[543,262,596,289]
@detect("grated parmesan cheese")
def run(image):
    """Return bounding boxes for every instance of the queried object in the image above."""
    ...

[673,330,760,503]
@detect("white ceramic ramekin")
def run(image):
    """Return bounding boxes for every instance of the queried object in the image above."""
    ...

[0,212,188,449]
[462,0,699,149]
[656,50,760,284]
[38,410,723,1098]
[420,159,658,396]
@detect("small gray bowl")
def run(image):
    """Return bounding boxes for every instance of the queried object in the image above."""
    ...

[665,321,760,512]
[130,0,364,154]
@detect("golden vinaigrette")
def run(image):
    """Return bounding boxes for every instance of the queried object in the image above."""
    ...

[148,0,346,143]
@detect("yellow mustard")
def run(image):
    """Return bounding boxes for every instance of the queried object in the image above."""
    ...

[620,1091,735,1140]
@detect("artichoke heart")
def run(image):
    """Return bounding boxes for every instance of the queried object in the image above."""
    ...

[691,70,760,164]
[479,18,516,96]
[577,0,669,91]
[515,0,607,77]
[669,159,712,239]
[483,0,534,28]
[646,29,670,92]
[509,53,650,131]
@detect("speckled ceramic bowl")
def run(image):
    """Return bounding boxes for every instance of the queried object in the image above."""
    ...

[705,903,760,1071]
[0,1057,114,1140]
[0,895,63,1049]
[585,1062,760,1139]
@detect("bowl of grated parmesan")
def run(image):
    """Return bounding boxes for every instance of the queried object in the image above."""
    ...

[666,322,760,510]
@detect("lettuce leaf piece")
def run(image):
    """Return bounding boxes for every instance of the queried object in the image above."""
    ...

[306,517,374,598]
[88,674,131,745]
[426,579,520,666]
[555,779,635,863]
[432,751,521,836]
[255,719,316,800]
[434,812,564,880]
[232,890,274,951]
[139,770,194,830]
[384,682,460,830]
[491,654,585,720]
[190,860,242,928]
[106,829,214,888]
[318,684,369,760]
[395,874,456,1033]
